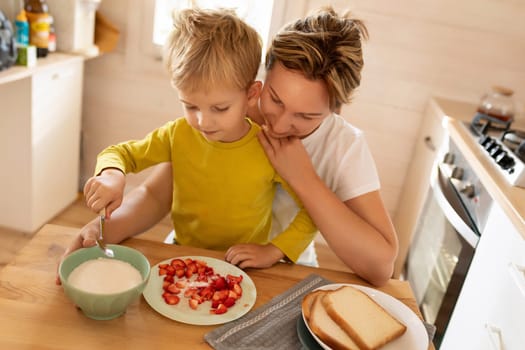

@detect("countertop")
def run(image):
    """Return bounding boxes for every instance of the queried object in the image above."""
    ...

[0,52,83,85]
[431,96,525,239]
[0,224,434,349]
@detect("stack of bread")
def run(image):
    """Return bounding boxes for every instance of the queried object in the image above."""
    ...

[302,285,407,350]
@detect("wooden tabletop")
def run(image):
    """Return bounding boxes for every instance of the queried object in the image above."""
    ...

[0,224,433,349]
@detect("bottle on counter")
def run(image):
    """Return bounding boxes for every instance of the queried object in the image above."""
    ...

[24,0,50,58]
[14,10,29,46]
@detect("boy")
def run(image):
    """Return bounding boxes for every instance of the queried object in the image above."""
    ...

[83,8,316,267]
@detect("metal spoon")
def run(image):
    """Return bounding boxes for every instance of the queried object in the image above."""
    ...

[96,208,114,258]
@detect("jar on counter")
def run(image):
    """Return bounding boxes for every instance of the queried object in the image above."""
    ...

[477,85,516,122]
[24,0,50,58]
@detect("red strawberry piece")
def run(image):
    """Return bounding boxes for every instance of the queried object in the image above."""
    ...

[158,268,167,276]
[232,283,242,296]
[167,284,181,294]
[163,275,174,283]
[171,258,186,268]
[189,299,199,310]
[213,276,227,290]
[228,290,239,300]
[212,303,228,314]
[175,280,187,289]
[223,297,236,308]
[164,294,180,305]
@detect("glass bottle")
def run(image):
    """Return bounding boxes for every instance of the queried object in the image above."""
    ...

[24,0,50,58]
[477,86,516,122]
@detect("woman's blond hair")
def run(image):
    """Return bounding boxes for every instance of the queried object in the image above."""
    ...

[266,6,368,111]
[164,8,262,92]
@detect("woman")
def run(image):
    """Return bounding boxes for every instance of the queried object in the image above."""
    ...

[58,6,398,287]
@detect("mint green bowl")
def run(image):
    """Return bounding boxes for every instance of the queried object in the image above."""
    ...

[59,245,151,320]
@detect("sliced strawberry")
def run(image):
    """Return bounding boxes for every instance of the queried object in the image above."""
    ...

[164,294,180,305]
[212,289,229,302]
[226,274,243,285]
[162,281,171,291]
[212,303,228,314]
[159,263,169,269]
[184,288,198,298]
[228,290,239,300]
[175,280,187,289]
[171,258,186,268]
[158,268,167,276]
[212,276,227,290]
[163,275,174,283]
[232,283,242,296]
[167,284,181,294]
[223,297,236,308]
[189,298,199,310]
[175,267,185,278]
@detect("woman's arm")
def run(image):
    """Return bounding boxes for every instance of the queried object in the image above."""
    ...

[257,131,398,287]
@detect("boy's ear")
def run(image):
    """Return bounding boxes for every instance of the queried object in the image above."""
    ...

[247,81,263,106]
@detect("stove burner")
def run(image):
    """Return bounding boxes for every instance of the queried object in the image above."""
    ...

[470,113,511,136]
[469,113,525,187]
[502,130,525,162]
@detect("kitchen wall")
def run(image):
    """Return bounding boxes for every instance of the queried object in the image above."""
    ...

[80,0,525,221]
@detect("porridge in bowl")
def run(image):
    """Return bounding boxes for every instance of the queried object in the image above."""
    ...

[68,257,143,294]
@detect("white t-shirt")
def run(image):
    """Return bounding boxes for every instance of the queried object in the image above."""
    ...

[271,113,381,266]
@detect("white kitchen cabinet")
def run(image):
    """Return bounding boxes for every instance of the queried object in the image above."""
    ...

[440,202,525,350]
[0,54,84,233]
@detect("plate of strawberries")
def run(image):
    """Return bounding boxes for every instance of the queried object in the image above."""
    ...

[142,256,256,325]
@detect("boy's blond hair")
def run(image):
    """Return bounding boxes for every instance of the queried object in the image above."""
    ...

[164,8,262,92]
[265,6,368,111]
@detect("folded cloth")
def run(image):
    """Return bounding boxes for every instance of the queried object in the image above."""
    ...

[204,273,436,350]
[205,274,331,350]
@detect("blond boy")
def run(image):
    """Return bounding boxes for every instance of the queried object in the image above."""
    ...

[83,8,316,267]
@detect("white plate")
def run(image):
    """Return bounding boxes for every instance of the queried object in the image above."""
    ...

[143,256,256,325]
[302,283,429,350]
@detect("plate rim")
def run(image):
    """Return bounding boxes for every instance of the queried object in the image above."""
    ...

[142,255,256,325]
[302,283,429,350]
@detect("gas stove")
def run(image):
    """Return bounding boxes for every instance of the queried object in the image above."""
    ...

[469,113,525,188]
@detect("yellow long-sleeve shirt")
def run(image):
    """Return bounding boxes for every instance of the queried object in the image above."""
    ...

[95,118,316,262]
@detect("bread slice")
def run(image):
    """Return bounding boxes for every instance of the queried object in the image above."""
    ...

[302,290,325,322]
[307,291,360,350]
[322,286,407,350]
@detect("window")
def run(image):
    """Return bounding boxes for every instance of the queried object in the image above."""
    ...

[152,0,275,56]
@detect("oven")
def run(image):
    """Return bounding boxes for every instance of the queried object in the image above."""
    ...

[405,138,493,348]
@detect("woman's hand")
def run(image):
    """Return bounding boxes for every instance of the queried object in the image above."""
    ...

[83,168,126,218]
[257,125,316,185]
[55,219,99,285]
[225,243,284,269]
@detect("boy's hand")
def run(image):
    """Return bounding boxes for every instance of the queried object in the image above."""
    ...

[83,168,125,218]
[225,243,285,269]
[55,220,98,285]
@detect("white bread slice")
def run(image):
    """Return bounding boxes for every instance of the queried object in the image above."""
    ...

[322,286,407,350]
[302,290,325,322]
[306,291,360,350]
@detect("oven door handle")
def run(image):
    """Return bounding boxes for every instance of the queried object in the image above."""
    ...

[430,164,480,248]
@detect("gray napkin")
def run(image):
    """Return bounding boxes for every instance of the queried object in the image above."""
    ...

[205,274,330,350]
[204,274,436,350]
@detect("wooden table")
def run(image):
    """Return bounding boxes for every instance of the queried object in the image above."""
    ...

[0,224,433,349]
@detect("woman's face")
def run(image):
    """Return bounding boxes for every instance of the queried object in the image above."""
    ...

[259,63,332,139]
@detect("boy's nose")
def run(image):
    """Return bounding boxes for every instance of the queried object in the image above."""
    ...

[196,112,211,128]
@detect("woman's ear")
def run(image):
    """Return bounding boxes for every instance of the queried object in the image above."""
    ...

[247,81,263,106]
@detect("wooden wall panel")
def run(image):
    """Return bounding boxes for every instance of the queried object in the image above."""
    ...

[80,0,525,225]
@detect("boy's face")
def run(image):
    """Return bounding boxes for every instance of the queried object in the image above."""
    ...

[259,63,331,139]
[178,83,260,142]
